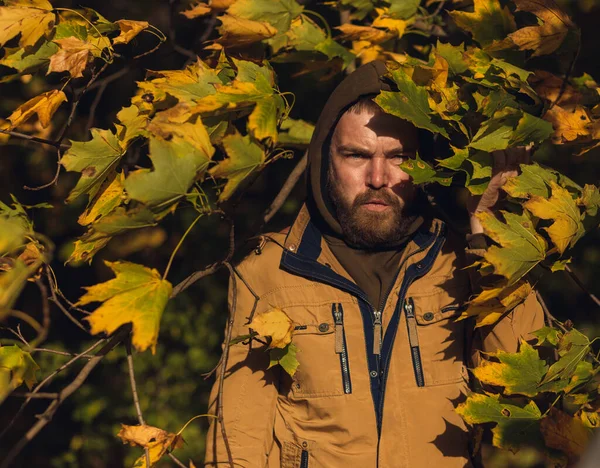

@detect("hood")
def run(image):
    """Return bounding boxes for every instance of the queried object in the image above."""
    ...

[306,60,391,237]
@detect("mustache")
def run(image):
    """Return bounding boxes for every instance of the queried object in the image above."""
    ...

[354,189,400,207]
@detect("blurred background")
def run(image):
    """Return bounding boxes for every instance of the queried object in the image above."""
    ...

[0,0,598,466]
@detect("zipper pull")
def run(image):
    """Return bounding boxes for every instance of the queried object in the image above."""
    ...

[404,298,419,346]
[373,310,382,355]
[333,303,344,354]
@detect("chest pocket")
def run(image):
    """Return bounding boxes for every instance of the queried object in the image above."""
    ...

[285,302,353,398]
[404,284,470,387]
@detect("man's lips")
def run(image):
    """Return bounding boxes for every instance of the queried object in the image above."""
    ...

[361,199,390,211]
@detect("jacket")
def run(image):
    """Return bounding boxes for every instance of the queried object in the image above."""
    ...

[203,205,545,467]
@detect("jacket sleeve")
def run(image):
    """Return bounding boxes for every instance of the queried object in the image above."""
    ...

[204,270,280,467]
[463,237,546,366]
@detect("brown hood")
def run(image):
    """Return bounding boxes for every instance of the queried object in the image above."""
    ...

[307,60,392,236]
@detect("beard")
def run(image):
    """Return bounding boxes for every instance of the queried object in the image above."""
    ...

[327,174,419,250]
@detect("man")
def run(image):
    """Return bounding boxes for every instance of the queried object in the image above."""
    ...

[204,61,544,467]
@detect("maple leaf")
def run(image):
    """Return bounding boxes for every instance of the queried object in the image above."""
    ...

[0,0,55,49]
[47,36,96,78]
[6,89,67,129]
[336,24,394,44]
[249,307,294,349]
[113,19,149,45]
[456,393,543,452]
[449,0,516,47]
[532,326,561,347]
[387,0,420,19]
[544,105,591,143]
[78,172,125,226]
[541,329,590,385]
[117,423,183,467]
[524,181,585,254]
[216,14,278,48]
[115,105,148,148]
[0,40,57,76]
[268,342,299,377]
[579,184,600,217]
[181,2,211,19]
[540,408,592,464]
[506,0,576,57]
[0,345,39,403]
[400,154,453,186]
[459,280,533,328]
[372,11,407,38]
[277,118,314,147]
[473,341,548,397]
[502,162,558,199]
[375,67,450,138]
[125,129,214,207]
[60,128,124,203]
[78,261,172,353]
[477,210,547,285]
[209,133,265,201]
[227,0,304,32]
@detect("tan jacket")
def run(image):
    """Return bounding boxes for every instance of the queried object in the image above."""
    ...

[204,206,544,467]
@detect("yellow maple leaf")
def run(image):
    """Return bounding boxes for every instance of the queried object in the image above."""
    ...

[78,172,125,226]
[181,2,211,19]
[113,19,150,45]
[506,0,575,57]
[117,424,183,468]
[544,105,591,143]
[216,14,277,47]
[48,37,95,78]
[78,261,172,353]
[524,181,584,254]
[0,1,55,49]
[336,24,393,44]
[372,9,407,38]
[459,280,532,327]
[249,307,294,349]
[6,89,67,129]
[351,40,383,64]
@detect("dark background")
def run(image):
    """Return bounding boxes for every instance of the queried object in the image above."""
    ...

[0,1,598,466]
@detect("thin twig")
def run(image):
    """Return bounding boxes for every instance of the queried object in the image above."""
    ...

[0,330,126,468]
[78,66,130,94]
[85,81,108,134]
[46,269,89,332]
[219,263,237,467]
[565,265,600,307]
[198,13,218,43]
[30,278,50,348]
[168,0,197,60]
[262,151,308,225]
[9,392,59,399]
[0,338,107,441]
[168,453,188,468]
[125,339,151,468]
[32,348,95,358]
[0,129,69,149]
[23,149,62,191]
[536,290,568,333]
[171,263,222,298]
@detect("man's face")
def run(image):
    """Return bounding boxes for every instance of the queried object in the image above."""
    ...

[328,108,419,249]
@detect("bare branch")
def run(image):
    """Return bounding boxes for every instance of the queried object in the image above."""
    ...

[9,392,59,399]
[0,129,69,149]
[32,348,95,358]
[30,278,50,348]
[23,149,62,191]
[262,151,307,225]
[0,329,126,468]
[565,265,600,308]
[168,453,188,468]
[168,0,197,60]
[171,263,222,298]
[125,339,151,468]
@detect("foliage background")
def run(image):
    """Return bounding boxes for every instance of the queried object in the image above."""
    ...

[0,0,598,466]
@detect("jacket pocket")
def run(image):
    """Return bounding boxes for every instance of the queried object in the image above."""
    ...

[332,303,352,394]
[405,294,467,387]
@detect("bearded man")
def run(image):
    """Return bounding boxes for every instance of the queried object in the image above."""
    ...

[204,61,544,467]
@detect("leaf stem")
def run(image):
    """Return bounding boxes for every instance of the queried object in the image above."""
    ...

[162,212,204,280]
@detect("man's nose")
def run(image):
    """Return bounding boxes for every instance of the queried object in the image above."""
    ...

[367,158,388,189]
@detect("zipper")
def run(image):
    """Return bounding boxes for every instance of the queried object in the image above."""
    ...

[332,303,352,394]
[300,449,309,468]
[373,310,382,355]
[404,298,425,387]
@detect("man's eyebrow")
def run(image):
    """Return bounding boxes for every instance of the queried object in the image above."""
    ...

[337,144,372,154]
[384,146,417,155]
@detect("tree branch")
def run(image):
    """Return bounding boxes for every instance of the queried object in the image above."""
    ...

[565,264,600,307]
[0,129,69,149]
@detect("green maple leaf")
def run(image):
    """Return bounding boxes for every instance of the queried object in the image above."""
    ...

[277,118,314,147]
[248,94,285,141]
[473,341,548,397]
[0,345,39,403]
[478,210,547,284]
[469,111,521,152]
[436,42,469,75]
[339,0,375,20]
[78,261,172,353]
[268,342,299,377]
[209,134,265,202]
[387,0,420,19]
[579,184,600,217]
[456,393,544,452]
[503,163,558,199]
[375,68,449,138]
[125,130,213,208]
[228,0,304,32]
[450,0,516,47]
[61,128,124,203]
[541,329,591,385]
[0,41,58,80]
[400,153,453,186]
[532,326,561,347]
